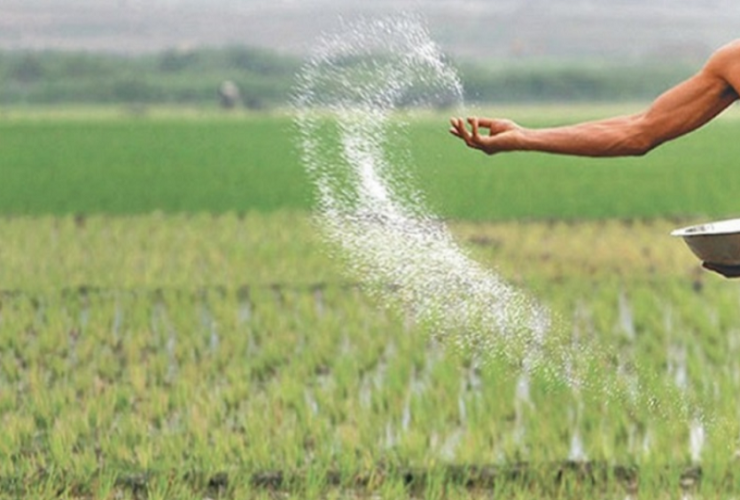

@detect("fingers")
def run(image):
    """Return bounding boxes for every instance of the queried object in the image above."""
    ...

[450,116,505,153]
[468,117,480,141]
[450,116,519,155]
[449,117,476,149]
[478,117,516,134]
[448,117,464,138]
[451,116,493,137]
[449,116,481,148]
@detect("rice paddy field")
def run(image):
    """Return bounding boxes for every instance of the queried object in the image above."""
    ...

[3,106,740,499]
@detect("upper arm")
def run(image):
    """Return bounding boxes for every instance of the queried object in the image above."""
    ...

[634,42,740,150]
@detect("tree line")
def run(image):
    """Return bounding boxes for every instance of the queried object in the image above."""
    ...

[0,47,696,108]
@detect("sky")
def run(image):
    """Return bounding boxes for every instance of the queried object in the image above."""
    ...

[1,0,739,60]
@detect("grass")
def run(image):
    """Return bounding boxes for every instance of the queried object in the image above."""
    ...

[1,104,740,219]
[1,212,740,498]
[0,111,309,215]
[0,212,335,291]
[3,105,740,497]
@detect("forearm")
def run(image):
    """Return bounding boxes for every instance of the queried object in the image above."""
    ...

[516,115,651,157]
[517,74,736,157]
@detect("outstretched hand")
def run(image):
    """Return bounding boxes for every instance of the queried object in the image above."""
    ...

[449,117,523,155]
[702,261,740,278]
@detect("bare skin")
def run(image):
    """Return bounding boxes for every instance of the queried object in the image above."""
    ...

[450,40,740,277]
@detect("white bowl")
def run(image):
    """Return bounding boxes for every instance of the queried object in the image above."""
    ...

[671,218,740,265]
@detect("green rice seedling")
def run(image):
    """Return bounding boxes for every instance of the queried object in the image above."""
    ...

[91,469,119,500]
[2,213,740,497]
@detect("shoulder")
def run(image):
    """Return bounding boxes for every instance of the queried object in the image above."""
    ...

[699,40,740,93]
[705,40,740,74]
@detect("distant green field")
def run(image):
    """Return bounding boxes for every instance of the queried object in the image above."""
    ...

[1,106,740,219]
[0,112,309,215]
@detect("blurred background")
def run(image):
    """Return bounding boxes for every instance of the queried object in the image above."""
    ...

[3,0,740,109]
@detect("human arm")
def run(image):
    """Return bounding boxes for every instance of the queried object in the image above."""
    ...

[450,40,740,157]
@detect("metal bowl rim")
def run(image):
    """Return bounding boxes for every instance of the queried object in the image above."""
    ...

[671,217,740,238]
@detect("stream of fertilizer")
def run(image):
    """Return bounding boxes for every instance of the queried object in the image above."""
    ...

[292,15,554,371]
[292,14,707,462]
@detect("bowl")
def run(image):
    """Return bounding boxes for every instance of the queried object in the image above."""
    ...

[671,218,740,265]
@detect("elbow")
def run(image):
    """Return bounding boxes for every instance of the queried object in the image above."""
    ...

[609,134,656,157]
[591,115,661,157]
[625,137,659,157]
[622,118,662,156]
